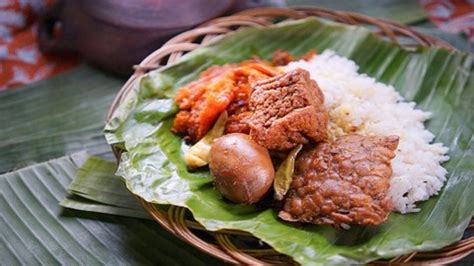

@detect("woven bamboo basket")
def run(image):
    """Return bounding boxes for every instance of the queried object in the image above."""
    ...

[107,7,474,265]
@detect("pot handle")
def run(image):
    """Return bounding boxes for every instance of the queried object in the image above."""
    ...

[38,1,77,55]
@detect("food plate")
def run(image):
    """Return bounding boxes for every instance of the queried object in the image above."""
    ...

[105,8,473,265]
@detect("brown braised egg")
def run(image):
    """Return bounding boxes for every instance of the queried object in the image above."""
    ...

[209,133,275,204]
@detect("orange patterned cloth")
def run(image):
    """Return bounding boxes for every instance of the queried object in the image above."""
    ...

[0,0,79,90]
[421,0,474,41]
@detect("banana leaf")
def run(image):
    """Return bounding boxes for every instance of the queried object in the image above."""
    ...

[105,18,474,265]
[0,152,218,265]
[60,155,150,219]
[0,66,123,173]
[61,195,151,220]
[66,155,142,209]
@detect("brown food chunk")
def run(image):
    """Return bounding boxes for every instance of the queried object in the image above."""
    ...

[301,49,317,61]
[247,68,328,151]
[271,49,317,66]
[272,49,294,66]
[279,134,399,226]
[225,111,252,134]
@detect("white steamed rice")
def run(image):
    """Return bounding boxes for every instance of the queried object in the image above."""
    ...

[285,50,449,213]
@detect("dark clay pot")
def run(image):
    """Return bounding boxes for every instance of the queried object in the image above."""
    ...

[38,0,237,75]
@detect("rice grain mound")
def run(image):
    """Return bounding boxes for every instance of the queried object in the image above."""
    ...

[286,50,449,213]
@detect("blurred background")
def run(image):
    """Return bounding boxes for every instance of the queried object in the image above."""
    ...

[1,0,473,90]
